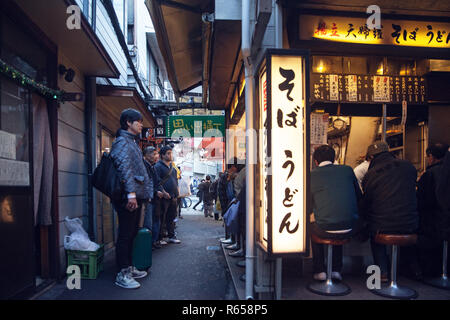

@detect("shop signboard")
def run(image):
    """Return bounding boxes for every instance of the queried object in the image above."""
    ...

[167,115,225,138]
[255,49,310,256]
[299,14,450,49]
[154,116,167,138]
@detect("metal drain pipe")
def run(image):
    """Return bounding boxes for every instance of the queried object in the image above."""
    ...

[242,0,255,301]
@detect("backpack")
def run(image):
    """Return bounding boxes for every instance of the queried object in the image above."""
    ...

[92,152,123,201]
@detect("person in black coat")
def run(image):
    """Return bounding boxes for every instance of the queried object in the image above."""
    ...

[417,143,450,276]
[361,141,420,281]
[143,146,165,249]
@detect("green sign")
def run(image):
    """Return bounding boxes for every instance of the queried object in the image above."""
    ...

[167,115,225,138]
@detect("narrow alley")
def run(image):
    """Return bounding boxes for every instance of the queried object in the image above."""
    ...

[36,204,237,300]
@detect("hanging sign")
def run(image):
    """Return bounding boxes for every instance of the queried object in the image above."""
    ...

[256,49,310,256]
[299,15,450,48]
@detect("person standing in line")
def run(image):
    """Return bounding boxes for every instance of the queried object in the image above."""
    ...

[110,108,151,289]
[143,146,166,249]
[218,161,239,244]
[154,146,181,244]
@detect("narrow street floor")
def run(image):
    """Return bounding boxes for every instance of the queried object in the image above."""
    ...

[37,205,237,300]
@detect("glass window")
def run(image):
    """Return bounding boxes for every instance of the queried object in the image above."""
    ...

[312,56,342,74]
[386,58,416,76]
[1,13,48,85]
[343,57,367,75]
[0,76,30,186]
[368,56,385,75]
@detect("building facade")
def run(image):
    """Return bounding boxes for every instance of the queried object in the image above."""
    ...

[0,0,171,299]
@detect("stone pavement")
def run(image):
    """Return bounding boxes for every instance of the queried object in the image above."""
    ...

[36,204,237,300]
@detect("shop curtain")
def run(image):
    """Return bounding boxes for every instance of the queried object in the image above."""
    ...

[33,94,54,226]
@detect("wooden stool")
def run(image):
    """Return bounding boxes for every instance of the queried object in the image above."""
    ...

[424,240,450,290]
[370,233,418,299]
[307,233,351,296]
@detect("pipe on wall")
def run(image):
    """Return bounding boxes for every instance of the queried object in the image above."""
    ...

[242,0,255,301]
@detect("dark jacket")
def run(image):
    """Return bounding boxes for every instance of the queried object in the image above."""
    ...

[199,181,214,205]
[310,164,361,231]
[361,152,419,233]
[210,180,219,202]
[144,159,163,199]
[417,161,450,240]
[218,173,229,212]
[110,130,152,200]
[154,160,179,198]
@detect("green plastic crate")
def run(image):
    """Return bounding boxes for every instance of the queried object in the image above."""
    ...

[66,244,104,280]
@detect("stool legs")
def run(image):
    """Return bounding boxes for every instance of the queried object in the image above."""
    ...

[424,240,450,290]
[371,245,418,299]
[307,244,351,296]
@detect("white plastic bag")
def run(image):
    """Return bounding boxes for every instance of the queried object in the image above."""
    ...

[178,178,191,198]
[64,217,89,238]
[64,217,99,251]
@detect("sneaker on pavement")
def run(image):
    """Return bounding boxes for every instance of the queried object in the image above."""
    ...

[130,266,147,279]
[153,242,162,249]
[159,240,168,245]
[220,238,233,244]
[115,269,140,289]
[313,272,327,281]
[331,272,342,281]
[168,237,181,244]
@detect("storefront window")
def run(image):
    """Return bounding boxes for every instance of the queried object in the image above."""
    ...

[312,56,342,73]
[1,13,49,85]
[367,56,385,75]
[386,58,417,76]
[0,76,30,186]
[96,128,116,247]
[343,56,367,75]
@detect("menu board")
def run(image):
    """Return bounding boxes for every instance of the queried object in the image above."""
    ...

[310,113,329,145]
[373,76,391,102]
[311,74,427,104]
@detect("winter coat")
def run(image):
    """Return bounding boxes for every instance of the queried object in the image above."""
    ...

[199,181,214,205]
[144,159,163,199]
[361,152,419,233]
[218,173,229,213]
[110,130,152,200]
[418,161,450,240]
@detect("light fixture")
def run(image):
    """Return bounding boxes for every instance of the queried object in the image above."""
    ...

[59,64,75,83]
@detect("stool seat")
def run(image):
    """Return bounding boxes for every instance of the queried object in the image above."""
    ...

[310,233,351,246]
[374,234,417,246]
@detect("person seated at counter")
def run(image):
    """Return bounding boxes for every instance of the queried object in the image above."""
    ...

[309,145,362,281]
[416,142,450,276]
[360,141,420,282]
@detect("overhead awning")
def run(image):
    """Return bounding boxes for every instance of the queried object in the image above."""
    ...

[97,85,155,128]
[145,0,241,109]
[13,0,120,78]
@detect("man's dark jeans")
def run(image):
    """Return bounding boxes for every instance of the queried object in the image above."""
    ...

[310,222,352,274]
[112,198,143,272]
[155,197,177,239]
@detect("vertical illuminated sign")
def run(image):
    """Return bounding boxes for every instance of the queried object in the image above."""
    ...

[256,49,310,256]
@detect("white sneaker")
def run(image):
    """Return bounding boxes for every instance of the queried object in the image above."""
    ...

[115,268,140,289]
[313,272,327,281]
[168,237,181,244]
[130,266,147,279]
[331,272,342,281]
[159,240,168,245]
